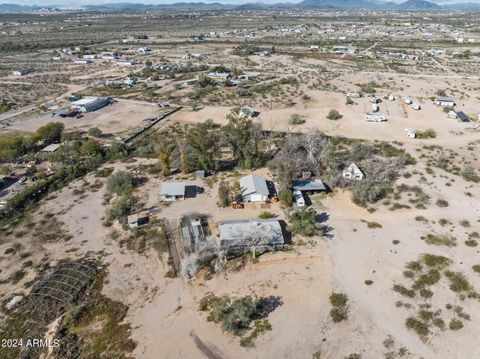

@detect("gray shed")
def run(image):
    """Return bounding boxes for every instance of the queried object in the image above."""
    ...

[239,174,269,202]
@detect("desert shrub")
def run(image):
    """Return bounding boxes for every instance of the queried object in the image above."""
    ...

[423,234,456,247]
[416,129,437,139]
[449,319,463,331]
[444,271,471,293]
[326,109,342,121]
[351,181,391,207]
[289,114,306,125]
[329,292,348,323]
[36,122,64,143]
[106,171,134,196]
[393,284,415,298]
[465,239,478,247]
[288,207,320,237]
[106,195,135,224]
[472,265,480,273]
[422,254,450,268]
[88,127,103,137]
[406,317,429,336]
[258,211,275,219]
[435,199,449,207]
[461,166,480,182]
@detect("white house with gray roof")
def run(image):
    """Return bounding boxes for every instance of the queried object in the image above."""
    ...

[239,174,269,202]
[160,182,186,201]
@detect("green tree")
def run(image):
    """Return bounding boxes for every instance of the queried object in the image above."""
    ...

[158,144,175,177]
[36,122,64,143]
[80,139,101,156]
[288,208,320,237]
[217,180,231,207]
[106,171,134,196]
[186,122,219,171]
[223,107,262,169]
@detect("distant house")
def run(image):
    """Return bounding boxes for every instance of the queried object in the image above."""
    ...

[404,128,416,139]
[137,47,151,55]
[83,54,97,59]
[342,163,364,180]
[239,175,269,202]
[456,111,469,122]
[41,144,60,153]
[292,179,326,193]
[160,182,186,201]
[184,78,198,86]
[310,45,319,50]
[347,92,360,98]
[434,97,455,107]
[74,59,91,65]
[207,72,231,80]
[13,68,35,76]
[365,113,386,122]
[117,59,137,66]
[218,219,284,256]
[71,97,110,113]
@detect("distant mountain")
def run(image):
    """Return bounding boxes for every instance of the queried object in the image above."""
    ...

[2,0,479,12]
[397,0,440,9]
[0,3,37,11]
[84,2,232,10]
[443,2,480,9]
[297,0,378,9]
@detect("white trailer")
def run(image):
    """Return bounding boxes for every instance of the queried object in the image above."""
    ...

[372,103,380,112]
[293,190,305,207]
[403,96,412,105]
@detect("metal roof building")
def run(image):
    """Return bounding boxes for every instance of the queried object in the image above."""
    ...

[41,144,60,153]
[71,97,110,113]
[239,174,269,202]
[160,182,186,201]
[292,179,326,192]
[219,219,284,256]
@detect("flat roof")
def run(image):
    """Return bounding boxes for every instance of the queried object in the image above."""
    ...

[292,179,326,191]
[219,219,284,246]
[71,97,104,106]
[160,182,186,196]
[41,144,60,152]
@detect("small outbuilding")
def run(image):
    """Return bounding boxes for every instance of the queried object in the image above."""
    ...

[342,163,364,180]
[160,182,186,201]
[41,144,60,153]
[456,111,469,122]
[239,174,269,202]
[127,214,148,229]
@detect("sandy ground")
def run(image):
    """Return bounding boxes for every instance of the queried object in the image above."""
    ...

[3,99,159,135]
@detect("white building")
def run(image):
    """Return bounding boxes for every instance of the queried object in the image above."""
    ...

[160,182,186,201]
[239,175,269,202]
[74,59,91,65]
[404,128,416,139]
[365,113,386,122]
[434,97,455,107]
[13,68,35,76]
[71,97,110,113]
[342,163,364,180]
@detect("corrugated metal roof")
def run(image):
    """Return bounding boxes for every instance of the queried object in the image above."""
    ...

[41,144,60,152]
[160,182,186,196]
[239,174,269,196]
[219,219,284,247]
[292,179,326,191]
